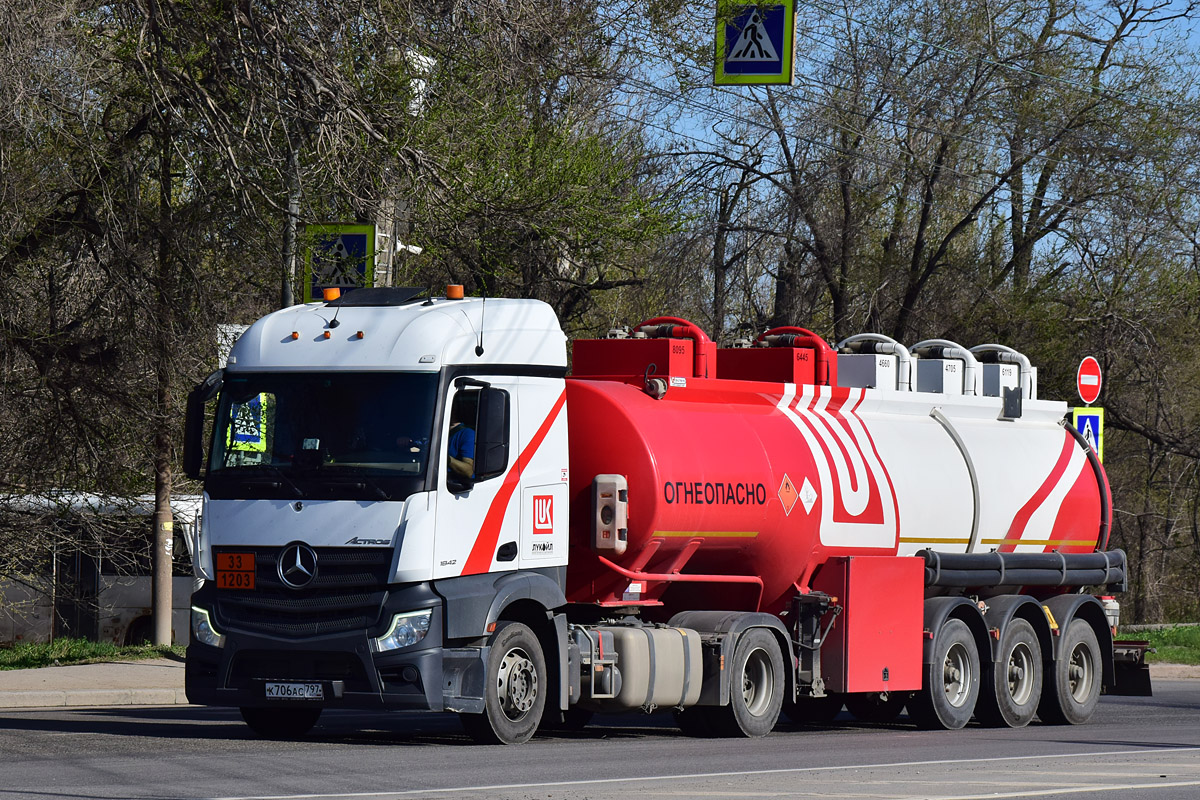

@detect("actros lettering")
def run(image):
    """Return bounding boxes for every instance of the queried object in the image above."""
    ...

[663,481,768,506]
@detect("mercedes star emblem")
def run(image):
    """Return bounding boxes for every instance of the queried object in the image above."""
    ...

[278,542,318,589]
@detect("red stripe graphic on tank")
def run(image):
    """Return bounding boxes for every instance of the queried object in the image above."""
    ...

[790,386,885,524]
[845,389,901,546]
[811,390,861,493]
[1000,431,1075,552]
[798,389,861,495]
[460,390,567,576]
[1047,464,1102,553]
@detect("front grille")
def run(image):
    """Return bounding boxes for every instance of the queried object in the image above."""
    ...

[213,546,391,638]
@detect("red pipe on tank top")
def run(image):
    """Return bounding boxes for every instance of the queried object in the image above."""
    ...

[755,326,837,386]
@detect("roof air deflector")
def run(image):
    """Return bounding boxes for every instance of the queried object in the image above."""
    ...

[326,287,427,307]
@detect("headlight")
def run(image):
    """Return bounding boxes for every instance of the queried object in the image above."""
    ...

[190,606,225,648]
[372,609,432,653]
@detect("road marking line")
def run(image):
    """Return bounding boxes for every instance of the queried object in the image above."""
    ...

[913,780,1200,799]
[204,745,1200,800]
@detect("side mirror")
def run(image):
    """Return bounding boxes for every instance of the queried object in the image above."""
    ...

[183,370,223,480]
[474,386,510,481]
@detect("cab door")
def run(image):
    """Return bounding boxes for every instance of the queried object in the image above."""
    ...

[432,377,521,578]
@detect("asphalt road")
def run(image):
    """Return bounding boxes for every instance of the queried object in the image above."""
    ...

[2,682,1199,800]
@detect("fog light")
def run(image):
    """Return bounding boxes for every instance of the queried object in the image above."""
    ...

[372,609,432,653]
[190,606,225,648]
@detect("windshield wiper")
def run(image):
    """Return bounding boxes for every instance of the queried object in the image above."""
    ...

[319,475,391,501]
[236,464,304,498]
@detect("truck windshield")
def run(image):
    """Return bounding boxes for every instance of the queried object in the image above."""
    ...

[206,372,437,501]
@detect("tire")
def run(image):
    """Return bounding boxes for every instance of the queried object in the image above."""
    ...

[910,618,980,730]
[125,617,153,646]
[1038,619,1101,725]
[708,629,785,737]
[845,691,908,723]
[239,706,322,739]
[977,619,1043,728]
[782,693,844,725]
[459,621,547,745]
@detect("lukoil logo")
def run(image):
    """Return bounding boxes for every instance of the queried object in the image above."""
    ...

[533,495,553,534]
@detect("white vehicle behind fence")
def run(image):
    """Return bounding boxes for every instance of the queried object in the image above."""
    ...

[0,494,201,646]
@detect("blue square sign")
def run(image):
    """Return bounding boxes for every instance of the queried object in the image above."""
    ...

[1071,407,1104,462]
[714,1,795,85]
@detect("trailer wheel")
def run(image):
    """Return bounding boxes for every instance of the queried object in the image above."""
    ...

[977,619,1042,728]
[845,691,908,723]
[459,621,546,745]
[709,629,784,737]
[239,707,322,739]
[1038,619,1101,725]
[911,618,979,730]
[782,694,843,725]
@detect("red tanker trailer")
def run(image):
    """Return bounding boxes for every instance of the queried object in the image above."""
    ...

[184,290,1143,745]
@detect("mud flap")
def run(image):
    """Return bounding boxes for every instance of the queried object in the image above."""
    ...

[1106,640,1153,697]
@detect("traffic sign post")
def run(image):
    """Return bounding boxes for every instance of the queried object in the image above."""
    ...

[713,0,796,85]
[1077,356,1102,405]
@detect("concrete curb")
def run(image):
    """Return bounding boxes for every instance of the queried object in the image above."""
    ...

[0,688,191,709]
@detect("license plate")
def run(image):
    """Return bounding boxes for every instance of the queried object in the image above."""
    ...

[265,682,323,700]
[216,552,255,590]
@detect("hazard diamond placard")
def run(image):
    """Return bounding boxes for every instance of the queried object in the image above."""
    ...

[714,0,796,85]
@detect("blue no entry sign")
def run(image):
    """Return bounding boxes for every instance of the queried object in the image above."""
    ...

[714,1,796,85]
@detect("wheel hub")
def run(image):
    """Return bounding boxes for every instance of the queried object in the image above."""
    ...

[497,647,537,720]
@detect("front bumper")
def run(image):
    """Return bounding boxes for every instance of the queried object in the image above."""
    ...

[185,581,488,713]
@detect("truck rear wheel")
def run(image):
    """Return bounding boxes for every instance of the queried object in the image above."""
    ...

[708,628,784,737]
[459,621,546,745]
[977,619,1042,728]
[239,706,322,739]
[1038,619,1101,725]
[910,618,979,730]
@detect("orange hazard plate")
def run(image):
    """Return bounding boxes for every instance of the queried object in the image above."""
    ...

[216,552,255,589]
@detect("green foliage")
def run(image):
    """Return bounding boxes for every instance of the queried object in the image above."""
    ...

[1123,627,1200,665]
[0,639,184,671]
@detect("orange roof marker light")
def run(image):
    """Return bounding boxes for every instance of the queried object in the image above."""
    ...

[291,331,300,340]
[356,331,365,339]
[323,331,331,339]
[446,284,465,300]
[323,288,341,302]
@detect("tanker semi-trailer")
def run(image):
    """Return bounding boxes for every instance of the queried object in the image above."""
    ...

[182,286,1143,744]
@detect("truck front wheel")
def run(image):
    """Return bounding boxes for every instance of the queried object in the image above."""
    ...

[709,628,784,737]
[1038,619,1101,725]
[460,621,546,745]
[911,618,979,730]
[239,706,322,739]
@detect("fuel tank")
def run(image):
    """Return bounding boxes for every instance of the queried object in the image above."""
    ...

[564,332,1107,616]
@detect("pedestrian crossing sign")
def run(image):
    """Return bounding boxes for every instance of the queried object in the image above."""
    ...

[304,223,377,302]
[714,1,796,85]
[1072,407,1104,462]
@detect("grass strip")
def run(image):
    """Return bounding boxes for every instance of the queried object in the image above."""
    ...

[0,638,185,670]
[1119,625,1200,665]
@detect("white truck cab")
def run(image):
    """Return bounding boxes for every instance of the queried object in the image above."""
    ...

[185,287,570,739]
